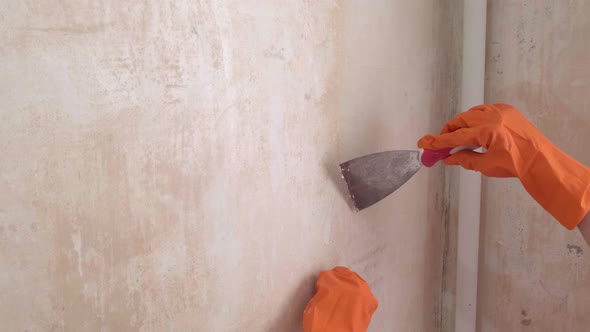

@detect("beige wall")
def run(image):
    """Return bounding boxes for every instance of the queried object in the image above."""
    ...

[479,0,590,331]
[0,1,461,331]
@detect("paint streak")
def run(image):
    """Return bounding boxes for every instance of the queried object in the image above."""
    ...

[71,230,82,276]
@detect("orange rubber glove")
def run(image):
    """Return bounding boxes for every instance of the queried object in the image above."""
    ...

[303,267,378,332]
[418,103,590,230]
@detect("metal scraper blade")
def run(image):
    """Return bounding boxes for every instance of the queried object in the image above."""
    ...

[339,150,422,211]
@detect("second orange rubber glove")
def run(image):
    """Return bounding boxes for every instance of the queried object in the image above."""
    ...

[418,103,590,230]
[303,267,378,332]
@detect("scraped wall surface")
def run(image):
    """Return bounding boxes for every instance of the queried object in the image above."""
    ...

[479,1,590,331]
[0,1,461,331]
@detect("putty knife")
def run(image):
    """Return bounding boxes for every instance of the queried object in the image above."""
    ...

[339,146,476,210]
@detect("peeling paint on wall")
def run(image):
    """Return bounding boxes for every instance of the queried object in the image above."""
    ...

[1,1,461,331]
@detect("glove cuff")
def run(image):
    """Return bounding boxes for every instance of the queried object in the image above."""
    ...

[521,144,590,230]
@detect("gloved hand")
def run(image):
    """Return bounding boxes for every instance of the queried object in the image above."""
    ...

[303,267,378,332]
[418,103,590,230]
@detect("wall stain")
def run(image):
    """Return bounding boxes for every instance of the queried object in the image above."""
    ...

[567,244,583,257]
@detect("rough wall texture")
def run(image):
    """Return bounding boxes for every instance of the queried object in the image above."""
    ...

[479,1,590,331]
[0,1,461,331]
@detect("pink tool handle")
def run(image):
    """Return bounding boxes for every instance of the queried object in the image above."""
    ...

[420,146,478,167]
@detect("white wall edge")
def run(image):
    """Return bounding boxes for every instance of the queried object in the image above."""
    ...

[455,1,486,331]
